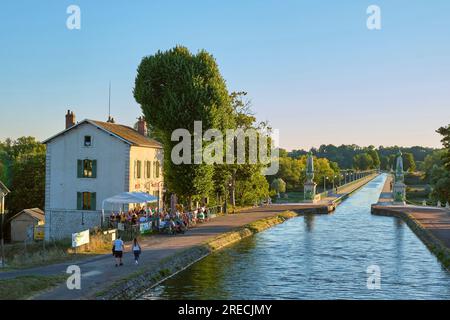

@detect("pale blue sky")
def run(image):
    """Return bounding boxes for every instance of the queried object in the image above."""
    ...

[1,0,449,150]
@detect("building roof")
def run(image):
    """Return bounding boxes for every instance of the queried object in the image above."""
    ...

[43,119,162,148]
[0,180,10,195]
[9,208,45,222]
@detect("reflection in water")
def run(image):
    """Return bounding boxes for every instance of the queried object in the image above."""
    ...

[304,214,315,232]
[142,175,450,300]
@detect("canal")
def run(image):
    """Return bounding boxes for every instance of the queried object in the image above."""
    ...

[142,174,450,299]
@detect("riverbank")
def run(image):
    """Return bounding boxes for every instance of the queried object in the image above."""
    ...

[270,173,379,214]
[371,176,450,270]
[3,208,299,299]
[98,211,298,300]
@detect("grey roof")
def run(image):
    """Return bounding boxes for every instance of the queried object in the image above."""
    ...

[9,208,45,222]
[43,119,162,148]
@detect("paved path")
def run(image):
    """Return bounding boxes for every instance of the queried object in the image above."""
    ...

[372,175,450,248]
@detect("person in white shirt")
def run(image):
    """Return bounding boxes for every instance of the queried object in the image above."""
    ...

[112,236,124,267]
[132,238,141,265]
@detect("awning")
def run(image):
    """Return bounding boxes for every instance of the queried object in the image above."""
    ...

[102,192,157,205]
[101,192,158,223]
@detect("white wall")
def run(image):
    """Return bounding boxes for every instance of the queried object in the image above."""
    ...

[129,146,164,207]
[45,122,129,239]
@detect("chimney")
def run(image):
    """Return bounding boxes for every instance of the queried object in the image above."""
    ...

[137,116,147,136]
[65,110,75,129]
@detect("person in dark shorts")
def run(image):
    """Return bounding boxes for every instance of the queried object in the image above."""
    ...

[112,236,124,267]
[132,238,142,265]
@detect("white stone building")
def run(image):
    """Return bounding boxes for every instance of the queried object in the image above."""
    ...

[43,111,163,240]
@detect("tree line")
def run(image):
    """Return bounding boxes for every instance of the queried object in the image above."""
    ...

[0,137,46,240]
[285,144,433,172]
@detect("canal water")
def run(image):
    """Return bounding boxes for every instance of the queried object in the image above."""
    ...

[142,174,450,299]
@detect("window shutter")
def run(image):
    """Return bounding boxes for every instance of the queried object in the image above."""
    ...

[134,160,136,179]
[77,160,82,178]
[91,192,97,211]
[77,192,82,210]
[147,161,152,179]
[92,160,97,178]
[143,161,146,178]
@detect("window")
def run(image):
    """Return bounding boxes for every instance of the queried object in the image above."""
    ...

[77,159,97,178]
[77,192,96,210]
[145,161,151,179]
[84,135,92,147]
[154,161,160,178]
[136,160,142,179]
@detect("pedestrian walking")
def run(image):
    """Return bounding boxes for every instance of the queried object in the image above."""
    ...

[112,236,124,267]
[132,238,142,265]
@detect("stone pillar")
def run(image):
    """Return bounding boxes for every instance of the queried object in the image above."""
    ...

[304,181,317,203]
[303,152,318,203]
[393,150,406,205]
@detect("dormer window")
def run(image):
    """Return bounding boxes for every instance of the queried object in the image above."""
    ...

[84,135,92,147]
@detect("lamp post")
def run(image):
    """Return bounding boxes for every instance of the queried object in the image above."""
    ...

[224,181,232,214]
[323,176,329,193]
[156,181,164,212]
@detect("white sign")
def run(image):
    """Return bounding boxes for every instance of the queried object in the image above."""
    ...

[72,230,89,248]
[140,222,151,234]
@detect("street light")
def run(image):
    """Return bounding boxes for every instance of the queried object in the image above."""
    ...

[323,176,329,192]
[156,181,164,213]
[224,182,232,214]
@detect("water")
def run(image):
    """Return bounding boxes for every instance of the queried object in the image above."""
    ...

[142,175,450,299]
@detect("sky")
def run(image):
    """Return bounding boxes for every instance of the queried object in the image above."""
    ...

[0,0,449,151]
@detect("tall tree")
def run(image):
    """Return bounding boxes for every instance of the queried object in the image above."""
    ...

[367,147,381,169]
[1,137,46,216]
[353,153,374,170]
[436,124,450,171]
[403,152,416,172]
[134,46,235,204]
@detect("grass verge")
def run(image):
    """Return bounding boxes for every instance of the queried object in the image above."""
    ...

[0,274,66,300]
[2,232,113,270]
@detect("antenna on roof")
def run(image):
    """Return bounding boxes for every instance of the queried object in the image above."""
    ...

[108,81,111,118]
[106,81,115,123]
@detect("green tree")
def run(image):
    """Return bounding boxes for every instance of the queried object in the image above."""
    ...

[436,124,450,171]
[429,165,450,203]
[1,137,46,216]
[353,153,374,170]
[275,157,304,190]
[380,156,389,170]
[367,147,380,169]
[270,178,286,197]
[403,152,416,172]
[423,150,446,182]
[134,46,234,205]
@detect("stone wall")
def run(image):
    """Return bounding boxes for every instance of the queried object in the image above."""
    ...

[45,209,103,240]
[371,206,450,270]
